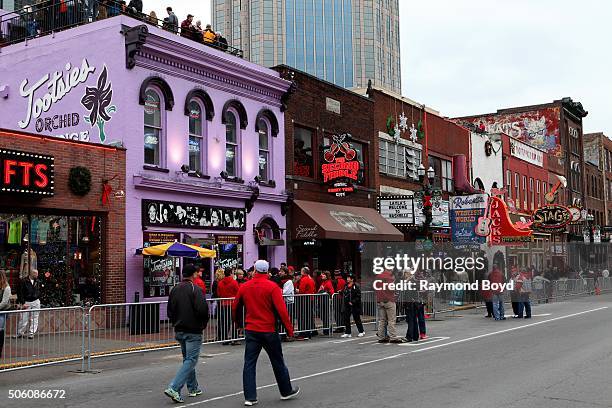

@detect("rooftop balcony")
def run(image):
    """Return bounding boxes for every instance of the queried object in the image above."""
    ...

[0,0,243,57]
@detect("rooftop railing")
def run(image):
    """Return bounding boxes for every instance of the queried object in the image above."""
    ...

[0,0,243,57]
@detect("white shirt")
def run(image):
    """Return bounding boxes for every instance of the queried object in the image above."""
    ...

[283,280,295,304]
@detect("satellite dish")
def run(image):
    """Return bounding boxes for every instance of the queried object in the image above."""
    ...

[603,270,610,278]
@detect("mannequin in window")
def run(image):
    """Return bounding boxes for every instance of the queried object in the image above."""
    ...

[20,249,38,280]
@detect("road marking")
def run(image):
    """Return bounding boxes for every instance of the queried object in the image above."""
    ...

[188,306,608,406]
[330,335,374,344]
[358,340,379,345]
[530,313,552,317]
[412,307,608,354]
[398,336,449,346]
[200,352,229,358]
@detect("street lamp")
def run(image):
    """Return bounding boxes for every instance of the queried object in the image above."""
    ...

[586,213,595,242]
[417,163,436,235]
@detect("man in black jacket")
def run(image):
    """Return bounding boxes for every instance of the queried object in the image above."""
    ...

[164,264,209,403]
[15,269,41,339]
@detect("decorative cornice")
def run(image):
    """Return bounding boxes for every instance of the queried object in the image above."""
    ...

[123,24,149,70]
[133,174,287,203]
[131,30,291,105]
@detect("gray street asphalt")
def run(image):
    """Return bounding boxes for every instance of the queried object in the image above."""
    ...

[1,294,611,408]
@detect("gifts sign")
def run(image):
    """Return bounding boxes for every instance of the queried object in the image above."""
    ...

[321,134,360,197]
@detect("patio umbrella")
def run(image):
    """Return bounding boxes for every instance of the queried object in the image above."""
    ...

[139,241,216,258]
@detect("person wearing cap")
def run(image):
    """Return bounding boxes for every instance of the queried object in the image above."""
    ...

[233,260,300,406]
[181,14,196,40]
[164,264,210,403]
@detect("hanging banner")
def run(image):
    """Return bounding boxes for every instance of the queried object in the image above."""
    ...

[449,194,487,246]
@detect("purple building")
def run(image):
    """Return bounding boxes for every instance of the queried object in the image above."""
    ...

[0,14,292,302]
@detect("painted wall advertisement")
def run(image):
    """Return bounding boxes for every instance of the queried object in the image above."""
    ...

[12,58,117,144]
[449,194,487,246]
[463,107,561,156]
[509,138,544,167]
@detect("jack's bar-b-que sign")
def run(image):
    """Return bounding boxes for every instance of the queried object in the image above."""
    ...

[532,205,572,232]
[321,134,360,197]
[0,148,54,196]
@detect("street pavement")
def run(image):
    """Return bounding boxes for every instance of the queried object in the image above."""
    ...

[1,294,611,408]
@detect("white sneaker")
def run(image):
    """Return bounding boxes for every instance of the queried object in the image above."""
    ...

[357,332,365,337]
[340,334,352,338]
[244,400,258,406]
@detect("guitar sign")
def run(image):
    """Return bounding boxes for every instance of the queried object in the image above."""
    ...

[544,175,567,203]
[321,134,360,197]
[474,195,491,237]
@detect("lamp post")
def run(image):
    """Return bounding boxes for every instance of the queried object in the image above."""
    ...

[586,213,594,242]
[417,164,436,236]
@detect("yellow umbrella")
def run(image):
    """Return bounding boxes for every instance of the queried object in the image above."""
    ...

[140,241,216,258]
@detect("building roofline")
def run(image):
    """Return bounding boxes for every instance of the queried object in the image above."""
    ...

[453,97,587,120]
[352,85,441,115]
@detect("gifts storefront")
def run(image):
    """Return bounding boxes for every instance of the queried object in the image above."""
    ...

[0,129,126,306]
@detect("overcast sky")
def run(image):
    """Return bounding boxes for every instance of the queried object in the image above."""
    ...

[147,0,610,135]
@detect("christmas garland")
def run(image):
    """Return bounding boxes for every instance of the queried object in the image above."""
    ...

[68,166,92,196]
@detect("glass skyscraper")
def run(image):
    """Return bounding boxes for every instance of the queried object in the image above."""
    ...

[212,0,401,93]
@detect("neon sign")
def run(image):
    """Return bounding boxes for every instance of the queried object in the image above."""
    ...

[0,148,54,196]
[321,134,360,197]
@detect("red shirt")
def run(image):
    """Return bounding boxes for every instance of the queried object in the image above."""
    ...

[336,278,346,291]
[488,269,504,294]
[296,274,315,294]
[193,277,206,295]
[376,270,395,302]
[319,280,335,295]
[232,273,294,336]
[217,276,239,305]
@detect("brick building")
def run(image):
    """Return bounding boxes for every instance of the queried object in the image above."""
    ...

[0,129,126,305]
[272,66,402,275]
[364,87,471,243]
[584,132,612,240]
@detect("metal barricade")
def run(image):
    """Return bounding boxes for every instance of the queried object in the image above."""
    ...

[0,306,85,372]
[287,293,331,336]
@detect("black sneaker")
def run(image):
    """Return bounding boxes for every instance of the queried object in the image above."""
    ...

[377,337,390,343]
[280,387,300,401]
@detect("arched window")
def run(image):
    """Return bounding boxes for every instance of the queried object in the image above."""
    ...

[188,99,205,173]
[225,110,239,178]
[258,118,271,182]
[144,88,163,166]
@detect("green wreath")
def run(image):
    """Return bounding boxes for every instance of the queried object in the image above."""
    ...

[68,166,92,196]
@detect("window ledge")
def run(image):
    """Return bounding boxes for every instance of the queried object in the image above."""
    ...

[188,173,211,180]
[143,165,170,173]
[225,177,244,184]
[259,180,276,188]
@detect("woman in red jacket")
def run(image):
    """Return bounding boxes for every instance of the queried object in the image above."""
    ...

[318,271,334,335]
[217,268,240,344]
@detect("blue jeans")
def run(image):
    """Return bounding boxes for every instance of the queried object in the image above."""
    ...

[518,296,531,318]
[0,313,5,330]
[243,330,292,401]
[492,294,505,319]
[168,332,202,394]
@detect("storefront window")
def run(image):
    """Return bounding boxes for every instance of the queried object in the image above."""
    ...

[144,89,162,166]
[428,156,453,192]
[258,118,270,182]
[0,214,102,307]
[225,111,238,177]
[188,99,204,173]
[293,126,314,178]
[142,232,180,298]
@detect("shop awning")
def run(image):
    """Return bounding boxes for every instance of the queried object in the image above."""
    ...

[292,200,404,241]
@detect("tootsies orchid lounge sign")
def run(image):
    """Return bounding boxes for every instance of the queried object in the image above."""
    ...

[321,134,361,197]
[0,148,54,196]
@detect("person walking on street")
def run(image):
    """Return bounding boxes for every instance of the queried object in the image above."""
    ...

[489,265,506,320]
[164,264,210,403]
[376,269,402,343]
[15,269,41,339]
[232,260,300,406]
[0,271,11,357]
[341,275,364,338]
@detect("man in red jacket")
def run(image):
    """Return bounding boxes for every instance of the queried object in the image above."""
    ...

[217,268,240,344]
[488,265,506,320]
[233,260,300,406]
[295,267,316,338]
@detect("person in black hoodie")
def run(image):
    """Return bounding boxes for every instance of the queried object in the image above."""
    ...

[340,274,364,338]
[164,264,209,403]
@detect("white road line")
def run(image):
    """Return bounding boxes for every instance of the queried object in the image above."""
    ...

[398,336,449,346]
[187,306,608,406]
[358,340,379,345]
[530,313,552,317]
[200,352,230,357]
[330,335,374,344]
[412,307,608,353]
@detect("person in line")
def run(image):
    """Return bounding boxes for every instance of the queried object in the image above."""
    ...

[510,266,521,318]
[376,269,402,343]
[331,270,346,333]
[317,271,334,335]
[341,275,365,338]
[414,269,429,340]
[217,268,240,345]
[295,267,315,339]
[517,268,532,319]
[233,260,300,406]
[403,268,420,342]
[163,6,179,33]
[193,267,207,295]
[489,265,506,321]
[279,267,295,340]
[15,269,41,339]
[0,271,11,357]
[164,264,209,403]
[203,24,216,45]
[236,269,247,285]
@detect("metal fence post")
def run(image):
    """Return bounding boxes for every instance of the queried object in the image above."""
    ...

[86,308,92,372]
[80,307,86,372]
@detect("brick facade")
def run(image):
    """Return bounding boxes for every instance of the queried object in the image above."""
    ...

[0,129,126,303]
